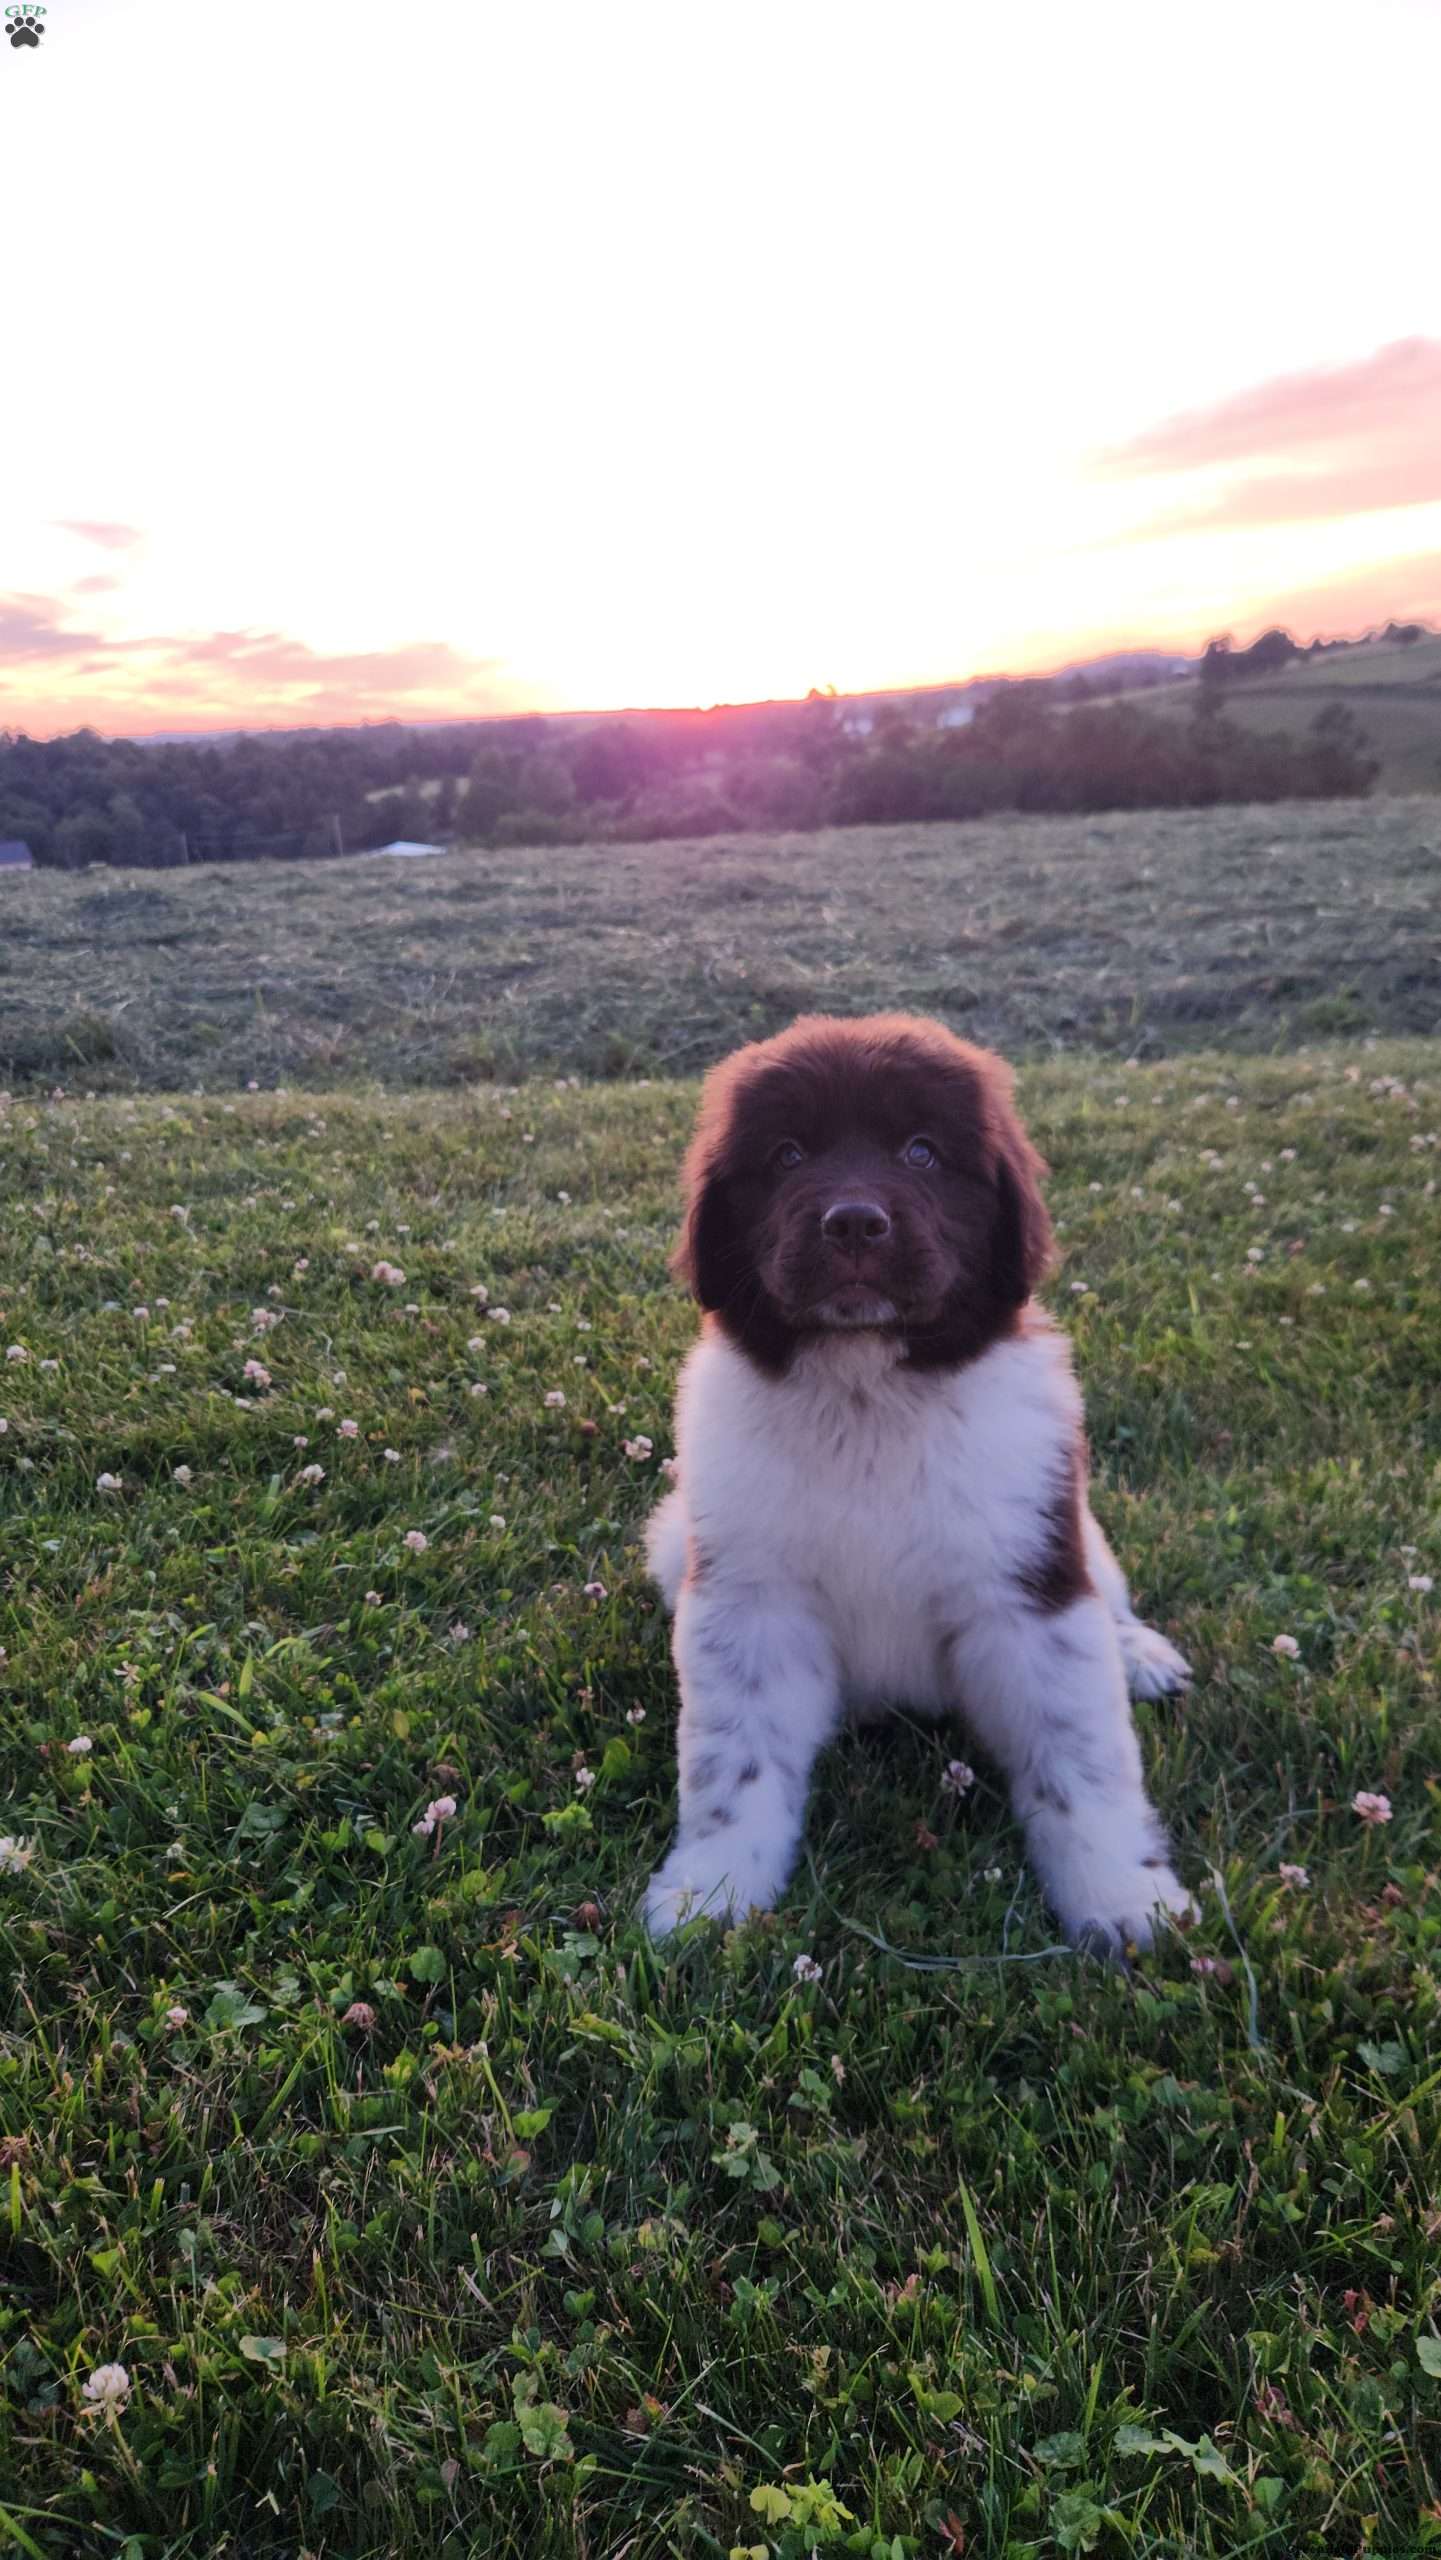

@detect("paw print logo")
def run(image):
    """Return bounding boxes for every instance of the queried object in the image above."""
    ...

[5,3,46,42]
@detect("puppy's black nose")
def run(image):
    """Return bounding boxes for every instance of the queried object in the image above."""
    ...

[821,1199,892,1248]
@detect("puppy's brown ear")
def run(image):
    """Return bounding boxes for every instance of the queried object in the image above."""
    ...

[670,1145,737,1310]
[991,1111,1054,1308]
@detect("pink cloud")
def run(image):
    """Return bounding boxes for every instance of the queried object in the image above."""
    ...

[0,596,104,662]
[1100,337,1441,474]
[1095,337,1441,537]
[54,520,145,552]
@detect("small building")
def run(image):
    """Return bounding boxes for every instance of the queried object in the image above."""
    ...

[368,839,448,860]
[0,839,34,873]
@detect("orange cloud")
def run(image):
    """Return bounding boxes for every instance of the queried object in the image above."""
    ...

[0,598,529,736]
[1096,337,1441,537]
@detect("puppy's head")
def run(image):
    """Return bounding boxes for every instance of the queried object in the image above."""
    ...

[673,1013,1052,1371]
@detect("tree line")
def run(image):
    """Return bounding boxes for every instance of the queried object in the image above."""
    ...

[0,676,1379,871]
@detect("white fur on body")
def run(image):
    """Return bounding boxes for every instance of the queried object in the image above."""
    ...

[643,1316,1192,1951]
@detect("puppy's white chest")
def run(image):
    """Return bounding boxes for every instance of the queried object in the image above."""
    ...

[677,1323,1082,1711]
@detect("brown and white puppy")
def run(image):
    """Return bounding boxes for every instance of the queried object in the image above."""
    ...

[643,1012,1192,1951]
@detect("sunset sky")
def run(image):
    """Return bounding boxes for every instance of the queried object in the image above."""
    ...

[5,0,1441,737]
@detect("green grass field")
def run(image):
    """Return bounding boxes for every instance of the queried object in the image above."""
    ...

[3,794,1439,1095]
[1103,642,1441,797]
[2,1009,1440,2554]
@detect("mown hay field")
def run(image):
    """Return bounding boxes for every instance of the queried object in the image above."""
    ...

[3,795,1439,1094]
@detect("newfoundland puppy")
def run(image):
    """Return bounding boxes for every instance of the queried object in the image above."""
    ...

[643,1012,1194,1953]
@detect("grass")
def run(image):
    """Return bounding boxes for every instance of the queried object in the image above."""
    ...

[2,1040,1440,2556]
[3,794,1440,1095]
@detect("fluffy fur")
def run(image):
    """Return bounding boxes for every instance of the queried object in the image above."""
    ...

[643,1013,1193,1953]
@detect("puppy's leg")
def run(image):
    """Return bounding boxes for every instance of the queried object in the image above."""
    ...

[644,1486,688,1614]
[1082,1506,1191,1700]
[952,1595,1194,1954]
[644,1581,839,1938]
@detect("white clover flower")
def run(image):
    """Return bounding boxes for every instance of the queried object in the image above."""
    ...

[1408,1574,1433,1595]
[96,1472,122,1494]
[338,1419,359,1439]
[584,1579,608,1600]
[488,1513,506,1531]
[66,1736,93,1757]
[1271,1634,1300,1658]
[574,1765,596,1792]
[791,1952,822,1984]
[941,1759,975,1796]
[243,1359,271,1388]
[0,1836,34,1875]
[488,1306,511,1324]
[164,2003,189,2029]
[172,1465,192,1486]
[82,2363,131,2410]
[370,1261,407,1287]
[383,1447,401,1464]
[625,1705,646,1726]
[1277,1864,1309,1889]
[1353,1791,1392,1826]
[297,1463,325,1486]
[403,1529,429,1554]
[623,1435,654,1461]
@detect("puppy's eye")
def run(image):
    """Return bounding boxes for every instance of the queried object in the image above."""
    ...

[903,1137,939,1169]
[772,1139,806,1171]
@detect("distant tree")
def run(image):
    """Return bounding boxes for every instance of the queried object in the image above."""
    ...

[570,722,655,805]
[53,804,116,868]
[1306,704,1379,797]
[462,753,513,839]
[1241,627,1300,677]
[1198,636,1235,705]
[106,791,147,864]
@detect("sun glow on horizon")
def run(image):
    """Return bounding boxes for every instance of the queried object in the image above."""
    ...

[6,0,1441,738]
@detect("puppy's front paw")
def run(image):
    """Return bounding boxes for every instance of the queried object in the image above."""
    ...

[1031,1803,1197,1958]
[643,1832,782,1940]
[1118,1618,1192,1700]
[1062,1854,1197,1958]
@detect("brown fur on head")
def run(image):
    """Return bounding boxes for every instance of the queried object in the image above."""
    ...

[672,1013,1053,1373]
